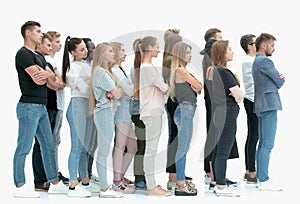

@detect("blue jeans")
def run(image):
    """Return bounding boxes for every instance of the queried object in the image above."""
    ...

[53,109,63,169]
[94,107,114,189]
[256,110,277,182]
[67,97,92,181]
[174,102,196,181]
[13,102,58,186]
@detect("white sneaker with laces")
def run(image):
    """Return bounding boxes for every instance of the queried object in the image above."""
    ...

[48,180,69,194]
[80,181,100,193]
[68,185,92,197]
[13,185,40,198]
[99,186,123,198]
[214,186,241,197]
[258,180,282,191]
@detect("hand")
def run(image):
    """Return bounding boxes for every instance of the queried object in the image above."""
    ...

[191,84,201,94]
[33,66,50,82]
[106,91,113,99]
[279,73,285,80]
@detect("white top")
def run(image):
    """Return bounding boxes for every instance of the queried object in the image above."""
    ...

[45,55,65,110]
[139,63,168,118]
[112,64,134,98]
[66,61,91,98]
[241,55,255,102]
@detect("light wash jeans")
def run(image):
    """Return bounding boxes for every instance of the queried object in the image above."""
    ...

[67,97,92,181]
[53,109,63,170]
[256,110,277,182]
[94,107,114,189]
[13,102,58,186]
[142,116,162,190]
[174,102,196,181]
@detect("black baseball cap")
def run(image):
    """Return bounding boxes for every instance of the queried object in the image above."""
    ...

[200,39,217,55]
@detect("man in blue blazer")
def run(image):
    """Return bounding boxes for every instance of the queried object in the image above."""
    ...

[252,33,285,191]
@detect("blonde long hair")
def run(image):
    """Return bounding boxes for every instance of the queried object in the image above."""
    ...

[89,42,116,114]
[169,42,191,101]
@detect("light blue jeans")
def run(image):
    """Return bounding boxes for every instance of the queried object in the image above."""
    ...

[256,110,278,182]
[67,97,92,181]
[174,102,196,181]
[13,102,58,186]
[94,107,114,189]
[53,109,63,170]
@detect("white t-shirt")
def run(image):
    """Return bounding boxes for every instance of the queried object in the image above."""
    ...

[45,55,65,111]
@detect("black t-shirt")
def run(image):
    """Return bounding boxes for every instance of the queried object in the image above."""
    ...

[212,67,239,108]
[15,47,47,104]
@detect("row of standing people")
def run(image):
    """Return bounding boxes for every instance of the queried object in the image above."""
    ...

[12,20,285,198]
[200,28,285,196]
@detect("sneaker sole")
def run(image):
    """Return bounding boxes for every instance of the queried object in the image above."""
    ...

[99,194,123,198]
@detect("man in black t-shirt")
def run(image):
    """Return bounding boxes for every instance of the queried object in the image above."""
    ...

[13,21,68,198]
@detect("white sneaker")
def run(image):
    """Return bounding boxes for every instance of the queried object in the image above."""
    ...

[99,186,123,198]
[48,180,69,194]
[214,186,241,197]
[80,181,100,193]
[90,174,100,183]
[13,185,40,198]
[258,180,282,191]
[68,185,92,197]
[204,175,212,185]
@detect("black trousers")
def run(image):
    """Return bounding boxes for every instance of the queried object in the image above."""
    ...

[165,97,179,173]
[243,98,259,172]
[214,105,240,185]
[131,114,146,182]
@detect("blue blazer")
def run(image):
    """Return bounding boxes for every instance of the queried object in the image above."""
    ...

[252,53,285,113]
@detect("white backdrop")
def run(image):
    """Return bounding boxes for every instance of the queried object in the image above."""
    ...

[1,0,298,202]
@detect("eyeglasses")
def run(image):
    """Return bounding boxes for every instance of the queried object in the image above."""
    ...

[249,42,255,45]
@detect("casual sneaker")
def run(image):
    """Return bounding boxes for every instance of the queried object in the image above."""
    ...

[204,174,212,185]
[90,174,100,183]
[80,181,100,193]
[258,180,282,191]
[167,181,176,190]
[68,185,92,197]
[134,180,147,190]
[225,178,240,187]
[58,172,69,185]
[214,186,241,197]
[48,180,69,194]
[13,185,40,198]
[209,182,216,191]
[185,176,193,181]
[147,185,172,196]
[246,174,258,184]
[112,182,135,194]
[35,182,50,192]
[99,186,123,198]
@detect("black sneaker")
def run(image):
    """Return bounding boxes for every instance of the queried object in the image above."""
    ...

[246,174,258,184]
[225,178,239,187]
[35,182,50,192]
[185,176,193,181]
[209,182,216,191]
[58,172,69,185]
